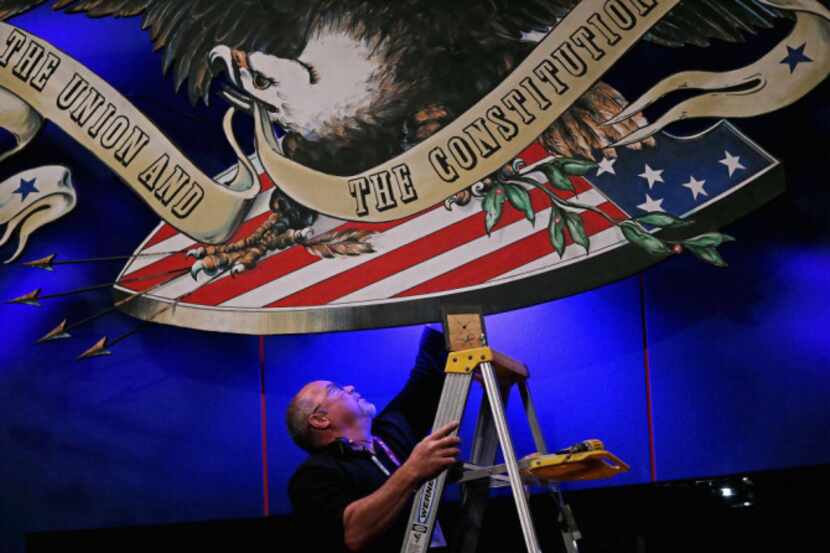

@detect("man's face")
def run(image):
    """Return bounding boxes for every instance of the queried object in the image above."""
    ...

[304,380,377,434]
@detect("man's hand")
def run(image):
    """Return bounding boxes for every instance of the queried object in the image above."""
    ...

[341,421,461,552]
[401,421,461,485]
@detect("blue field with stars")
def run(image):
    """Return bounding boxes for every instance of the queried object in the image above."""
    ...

[586,121,776,221]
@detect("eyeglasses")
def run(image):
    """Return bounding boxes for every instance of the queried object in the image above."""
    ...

[310,382,349,416]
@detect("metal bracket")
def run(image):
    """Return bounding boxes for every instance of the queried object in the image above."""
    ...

[445,347,493,374]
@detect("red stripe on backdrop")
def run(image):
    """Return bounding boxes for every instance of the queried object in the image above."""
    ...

[396,202,628,297]
[258,336,270,516]
[182,214,420,306]
[142,224,180,250]
[517,142,549,166]
[266,188,554,308]
[640,274,658,482]
[143,174,275,249]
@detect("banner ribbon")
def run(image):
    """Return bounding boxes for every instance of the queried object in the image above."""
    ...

[0,165,75,263]
[608,0,830,146]
[0,22,260,244]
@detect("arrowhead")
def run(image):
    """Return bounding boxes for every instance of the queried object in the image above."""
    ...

[8,289,41,306]
[36,319,71,343]
[77,337,111,360]
[23,254,56,271]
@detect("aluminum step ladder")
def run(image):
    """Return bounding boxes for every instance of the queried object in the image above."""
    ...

[400,310,586,553]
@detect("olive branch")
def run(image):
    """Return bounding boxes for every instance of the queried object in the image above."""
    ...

[479,157,735,267]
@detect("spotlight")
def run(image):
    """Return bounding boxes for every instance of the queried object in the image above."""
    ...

[720,487,734,497]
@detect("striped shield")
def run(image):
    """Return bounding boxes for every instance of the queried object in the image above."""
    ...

[115,121,782,334]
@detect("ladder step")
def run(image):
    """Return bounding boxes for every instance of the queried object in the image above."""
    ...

[459,450,630,484]
[522,450,630,482]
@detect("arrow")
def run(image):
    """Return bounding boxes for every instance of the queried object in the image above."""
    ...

[74,268,231,360]
[7,267,190,307]
[8,288,41,306]
[76,337,111,360]
[37,319,70,343]
[20,250,188,271]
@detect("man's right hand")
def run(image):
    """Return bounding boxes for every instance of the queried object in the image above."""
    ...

[402,421,461,485]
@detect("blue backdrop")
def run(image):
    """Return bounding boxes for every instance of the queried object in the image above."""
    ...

[0,7,828,553]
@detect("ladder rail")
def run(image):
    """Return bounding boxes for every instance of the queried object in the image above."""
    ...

[480,361,543,553]
[453,382,509,553]
[520,373,582,553]
[400,372,472,553]
[518,380,548,456]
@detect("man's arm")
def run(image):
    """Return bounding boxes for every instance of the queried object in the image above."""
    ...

[342,421,461,552]
[342,459,418,552]
[375,326,450,438]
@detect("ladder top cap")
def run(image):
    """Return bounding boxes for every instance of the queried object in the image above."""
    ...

[445,346,529,380]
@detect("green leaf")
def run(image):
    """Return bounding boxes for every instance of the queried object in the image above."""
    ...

[683,233,735,248]
[541,163,575,192]
[483,185,506,235]
[636,212,693,228]
[685,244,728,267]
[504,184,535,224]
[559,158,597,176]
[548,207,565,256]
[564,211,590,253]
[620,221,671,256]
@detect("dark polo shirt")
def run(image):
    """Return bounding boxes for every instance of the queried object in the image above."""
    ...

[288,327,449,553]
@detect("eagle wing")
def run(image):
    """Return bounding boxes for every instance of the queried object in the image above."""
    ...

[0,0,314,104]
[459,0,789,47]
[461,0,792,160]
[0,0,794,163]
[0,1,791,106]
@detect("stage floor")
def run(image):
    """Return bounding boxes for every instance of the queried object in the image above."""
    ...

[27,463,827,552]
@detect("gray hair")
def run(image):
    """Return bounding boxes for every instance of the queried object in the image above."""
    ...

[286,392,320,452]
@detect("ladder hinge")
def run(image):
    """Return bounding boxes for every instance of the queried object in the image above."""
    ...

[445,347,493,374]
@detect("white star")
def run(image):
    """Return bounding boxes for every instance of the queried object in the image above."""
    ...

[596,157,616,177]
[719,151,746,177]
[637,194,664,213]
[638,164,664,189]
[682,176,708,201]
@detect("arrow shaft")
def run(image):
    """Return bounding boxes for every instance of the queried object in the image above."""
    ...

[51,251,190,265]
[88,267,231,352]
[34,267,190,301]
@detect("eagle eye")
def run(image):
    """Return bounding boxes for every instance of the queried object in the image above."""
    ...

[252,70,275,90]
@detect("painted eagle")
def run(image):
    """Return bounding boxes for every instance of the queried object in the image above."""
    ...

[0,0,790,276]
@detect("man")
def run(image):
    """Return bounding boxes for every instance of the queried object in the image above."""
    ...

[286,326,459,552]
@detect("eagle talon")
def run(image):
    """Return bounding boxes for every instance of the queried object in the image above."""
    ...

[187,247,206,259]
[190,260,205,280]
[190,258,224,279]
[231,263,246,276]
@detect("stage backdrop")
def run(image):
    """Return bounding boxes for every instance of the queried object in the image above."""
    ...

[0,3,828,553]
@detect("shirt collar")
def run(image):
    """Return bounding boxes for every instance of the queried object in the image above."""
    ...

[320,437,374,458]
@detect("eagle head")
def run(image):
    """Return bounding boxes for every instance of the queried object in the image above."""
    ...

[209,27,403,144]
[209,45,298,124]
